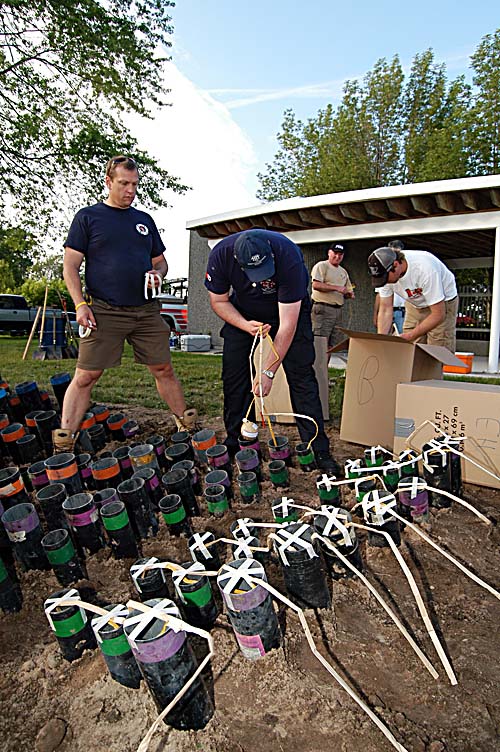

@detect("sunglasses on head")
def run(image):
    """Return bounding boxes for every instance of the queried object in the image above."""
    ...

[111,156,137,167]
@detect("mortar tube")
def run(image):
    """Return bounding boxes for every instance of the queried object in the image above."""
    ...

[232,535,266,565]
[123,598,214,729]
[0,555,23,614]
[44,588,97,662]
[36,482,69,532]
[162,468,200,517]
[273,522,330,609]
[238,433,262,461]
[80,411,96,432]
[171,430,194,459]
[355,478,377,503]
[25,410,45,435]
[34,410,60,456]
[434,436,462,495]
[159,494,192,538]
[422,448,452,508]
[381,461,400,493]
[75,453,95,490]
[174,561,219,630]
[230,518,259,541]
[364,447,385,467]
[172,459,201,495]
[0,414,9,457]
[217,559,281,659]
[399,450,420,477]
[8,395,25,423]
[206,444,233,479]
[363,494,401,548]
[237,471,261,503]
[235,448,262,482]
[16,434,43,466]
[45,452,83,495]
[117,477,156,539]
[129,443,158,472]
[15,380,44,414]
[1,422,26,464]
[0,466,30,508]
[106,413,126,441]
[2,502,50,571]
[130,558,171,601]
[92,605,142,689]
[42,528,86,586]
[62,492,105,555]
[0,390,12,422]
[191,428,216,466]
[87,424,106,453]
[0,499,15,568]
[203,484,229,517]
[313,507,362,580]
[40,391,53,411]
[91,456,122,490]
[268,460,289,489]
[28,460,51,493]
[397,477,430,523]
[145,434,169,472]
[267,435,293,467]
[90,404,111,436]
[100,500,139,559]
[50,372,71,412]
[112,446,133,480]
[271,498,299,524]
[132,467,163,512]
[189,531,222,571]
[205,468,233,500]
[316,474,340,503]
[123,420,140,440]
[99,451,113,459]
[295,442,317,472]
[165,442,192,468]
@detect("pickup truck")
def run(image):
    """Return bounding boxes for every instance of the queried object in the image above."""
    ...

[0,294,77,336]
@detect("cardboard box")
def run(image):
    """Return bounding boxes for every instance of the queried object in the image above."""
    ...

[336,330,463,449]
[394,379,500,489]
[254,336,329,425]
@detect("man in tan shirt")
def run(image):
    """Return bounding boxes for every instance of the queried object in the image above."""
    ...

[311,243,354,347]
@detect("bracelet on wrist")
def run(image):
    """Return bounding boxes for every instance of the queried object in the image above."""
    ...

[75,301,87,311]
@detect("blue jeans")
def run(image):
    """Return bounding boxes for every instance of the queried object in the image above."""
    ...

[393,308,404,334]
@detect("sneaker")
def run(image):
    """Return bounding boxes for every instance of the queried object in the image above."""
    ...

[173,408,199,433]
[316,451,341,476]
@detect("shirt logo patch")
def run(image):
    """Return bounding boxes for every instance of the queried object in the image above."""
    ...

[206,272,212,282]
[405,287,423,298]
[136,223,149,236]
[260,279,276,294]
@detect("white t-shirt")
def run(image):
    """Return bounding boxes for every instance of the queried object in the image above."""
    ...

[377,251,457,309]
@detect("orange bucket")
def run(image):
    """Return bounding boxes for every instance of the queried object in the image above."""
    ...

[443,352,474,374]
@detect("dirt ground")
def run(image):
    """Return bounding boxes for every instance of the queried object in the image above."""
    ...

[1,405,499,752]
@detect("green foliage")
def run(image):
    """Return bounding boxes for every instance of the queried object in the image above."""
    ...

[0,0,188,233]
[17,278,71,307]
[0,226,35,287]
[258,29,500,201]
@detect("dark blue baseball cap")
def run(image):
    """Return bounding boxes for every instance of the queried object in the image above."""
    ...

[233,230,275,282]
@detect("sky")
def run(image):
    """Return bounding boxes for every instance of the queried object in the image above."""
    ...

[132,0,500,278]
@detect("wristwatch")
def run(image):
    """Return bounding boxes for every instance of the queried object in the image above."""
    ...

[262,369,275,379]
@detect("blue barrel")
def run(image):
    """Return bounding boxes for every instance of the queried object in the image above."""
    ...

[40,315,66,347]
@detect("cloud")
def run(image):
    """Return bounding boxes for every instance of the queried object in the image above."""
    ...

[207,78,356,109]
[129,64,259,278]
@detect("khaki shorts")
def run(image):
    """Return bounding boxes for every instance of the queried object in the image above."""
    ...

[77,298,171,371]
[311,302,344,347]
[403,296,459,353]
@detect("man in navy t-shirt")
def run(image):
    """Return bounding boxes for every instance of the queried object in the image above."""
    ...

[205,229,339,472]
[52,156,195,452]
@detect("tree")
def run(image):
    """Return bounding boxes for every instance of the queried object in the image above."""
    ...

[469,29,500,174]
[0,225,35,287]
[0,0,188,231]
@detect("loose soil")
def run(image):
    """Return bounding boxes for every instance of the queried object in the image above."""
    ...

[1,406,499,752]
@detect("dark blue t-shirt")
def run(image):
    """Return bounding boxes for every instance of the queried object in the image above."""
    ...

[204,230,310,323]
[65,202,166,306]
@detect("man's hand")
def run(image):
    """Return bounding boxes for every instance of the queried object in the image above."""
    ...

[253,372,273,397]
[76,303,97,329]
[146,269,163,289]
[245,320,271,337]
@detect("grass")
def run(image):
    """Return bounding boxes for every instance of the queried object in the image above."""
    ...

[0,336,347,422]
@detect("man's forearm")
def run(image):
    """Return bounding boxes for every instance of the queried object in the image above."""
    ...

[152,257,168,279]
[63,263,85,307]
[404,311,445,341]
[377,308,394,335]
[211,299,253,331]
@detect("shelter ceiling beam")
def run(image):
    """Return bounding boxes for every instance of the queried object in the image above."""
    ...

[410,195,435,215]
[386,198,414,217]
[339,203,368,221]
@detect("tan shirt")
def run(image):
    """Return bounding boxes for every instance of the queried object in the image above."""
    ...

[311,260,353,306]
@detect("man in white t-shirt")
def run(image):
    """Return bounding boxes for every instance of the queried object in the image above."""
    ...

[367,246,458,352]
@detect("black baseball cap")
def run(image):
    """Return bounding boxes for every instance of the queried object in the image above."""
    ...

[367,247,397,287]
[233,230,275,282]
[329,243,345,254]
